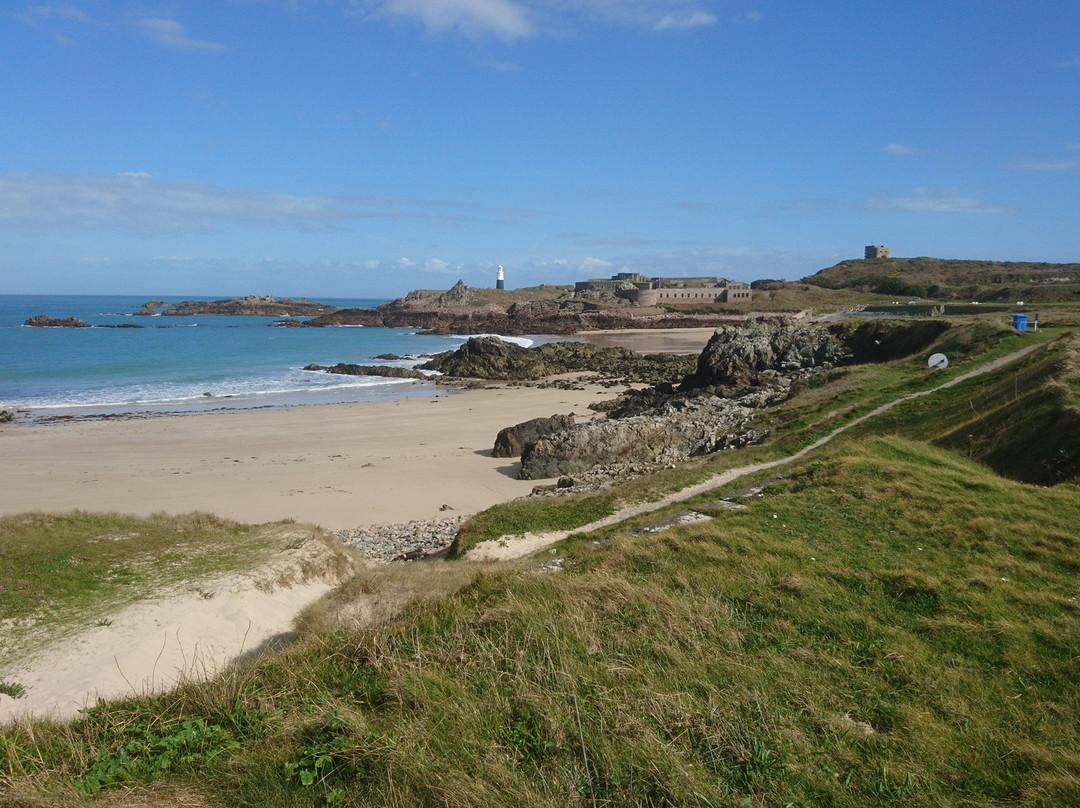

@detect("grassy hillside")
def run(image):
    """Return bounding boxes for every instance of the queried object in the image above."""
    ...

[3,323,1080,807]
[803,257,1080,304]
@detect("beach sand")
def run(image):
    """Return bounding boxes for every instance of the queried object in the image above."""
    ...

[0,329,717,721]
[0,382,622,531]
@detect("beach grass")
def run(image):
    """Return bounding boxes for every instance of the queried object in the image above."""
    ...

[3,322,1080,805]
[0,512,332,661]
[4,435,1080,806]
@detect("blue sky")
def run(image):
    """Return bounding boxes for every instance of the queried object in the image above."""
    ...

[2,1,1078,298]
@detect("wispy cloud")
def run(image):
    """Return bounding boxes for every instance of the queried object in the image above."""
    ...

[1013,158,1080,171]
[13,4,89,23]
[732,10,762,24]
[0,172,512,236]
[352,0,723,40]
[375,0,533,41]
[781,187,1014,216]
[654,10,716,31]
[134,18,226,52]
[865,187,1014,215]
[883,143,931,155]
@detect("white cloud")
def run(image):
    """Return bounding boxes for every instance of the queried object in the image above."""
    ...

[353,0,723,39]
[15,5,89,23]
[1014,158,1080,171]
[865,187,1014,215]
[134,18,226,52]
[0,172,350,235]
[580,256,612,271]
[378,0,532,40]
[424,257,451,271]
[654,10,716,31]
[883,143,930,155]
[0,172,504,235]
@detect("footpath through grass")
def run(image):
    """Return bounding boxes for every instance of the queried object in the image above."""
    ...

[3,437,1079,806]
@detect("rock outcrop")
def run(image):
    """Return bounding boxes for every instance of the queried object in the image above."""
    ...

[516,320,855,479]
[420,336,696,385]
[518,394,770,479]
[681,319,851,396]
[302,363,428,380]
[138,297,339,317]
[493,414,577,458]
[23,316,90,328]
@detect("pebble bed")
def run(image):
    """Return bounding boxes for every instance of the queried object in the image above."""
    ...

[336,516,466,562]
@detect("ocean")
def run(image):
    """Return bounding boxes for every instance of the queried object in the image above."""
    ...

[0,295,537,421]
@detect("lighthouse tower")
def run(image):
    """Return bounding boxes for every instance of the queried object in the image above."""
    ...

[496,265,505,290]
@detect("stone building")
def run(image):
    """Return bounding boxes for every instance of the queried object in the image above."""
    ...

[574,273,751,306]
[865,245,891,259]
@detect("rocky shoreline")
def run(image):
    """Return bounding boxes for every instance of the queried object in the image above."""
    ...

[334,317,953,564]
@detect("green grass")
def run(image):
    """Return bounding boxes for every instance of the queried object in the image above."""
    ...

[450,494,617,557]
[6,438,1079,806]
[4,326,1080,806]
[0,511,330,659]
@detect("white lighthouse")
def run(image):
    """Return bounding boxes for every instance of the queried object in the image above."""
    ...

[496,265,505,290]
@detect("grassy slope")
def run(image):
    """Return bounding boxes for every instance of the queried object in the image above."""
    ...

[802,257,1080,304]
[4,326,1080,807]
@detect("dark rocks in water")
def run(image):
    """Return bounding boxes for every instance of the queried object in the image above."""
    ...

[23,315,90,328]
[492,414,577,458]
[303,363,428,380]
[145,296,339,317]
[0,410,15,423]
[420,336,695,385]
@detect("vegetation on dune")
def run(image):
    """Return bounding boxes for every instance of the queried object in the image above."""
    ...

[4,321,1080,806]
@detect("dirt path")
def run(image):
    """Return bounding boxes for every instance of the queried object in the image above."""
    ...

[467,343,1043,560]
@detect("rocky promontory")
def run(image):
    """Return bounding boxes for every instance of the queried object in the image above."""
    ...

[136,296,339,317]
[22,316,143,329]
[301,280,752,335]
[439,318,950,482]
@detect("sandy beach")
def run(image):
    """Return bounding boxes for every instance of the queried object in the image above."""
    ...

[0,382,626,531]
[0,329,716,532]
[0,328,717,721]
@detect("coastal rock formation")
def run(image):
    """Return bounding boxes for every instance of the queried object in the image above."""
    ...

[23,315,90,328]
[492,414,577,458]
[516,320,854,479]
[302,280,759,335]
[137,296,338,317]
[519,394,769,479]
[420,336,696,385]
[681,318,851,396]
[514,318,953,480]
[302,363,428,380]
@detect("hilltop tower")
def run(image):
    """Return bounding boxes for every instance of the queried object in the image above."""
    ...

[865,245,891,259]
[496,265,505,290]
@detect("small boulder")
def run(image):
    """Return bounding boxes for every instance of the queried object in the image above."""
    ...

[492,413,577,458]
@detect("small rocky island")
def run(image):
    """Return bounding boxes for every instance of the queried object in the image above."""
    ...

[135,295,339,317]
[22,316,143,329]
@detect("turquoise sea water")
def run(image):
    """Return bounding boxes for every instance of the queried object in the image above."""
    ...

[0,295,532,420]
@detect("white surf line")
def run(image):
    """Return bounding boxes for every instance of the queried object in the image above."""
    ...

[467,343,1043,561]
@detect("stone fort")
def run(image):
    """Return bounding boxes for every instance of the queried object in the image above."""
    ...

[574,272,752,306]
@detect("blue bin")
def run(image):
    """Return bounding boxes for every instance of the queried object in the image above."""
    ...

[1012,313,1028,332]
